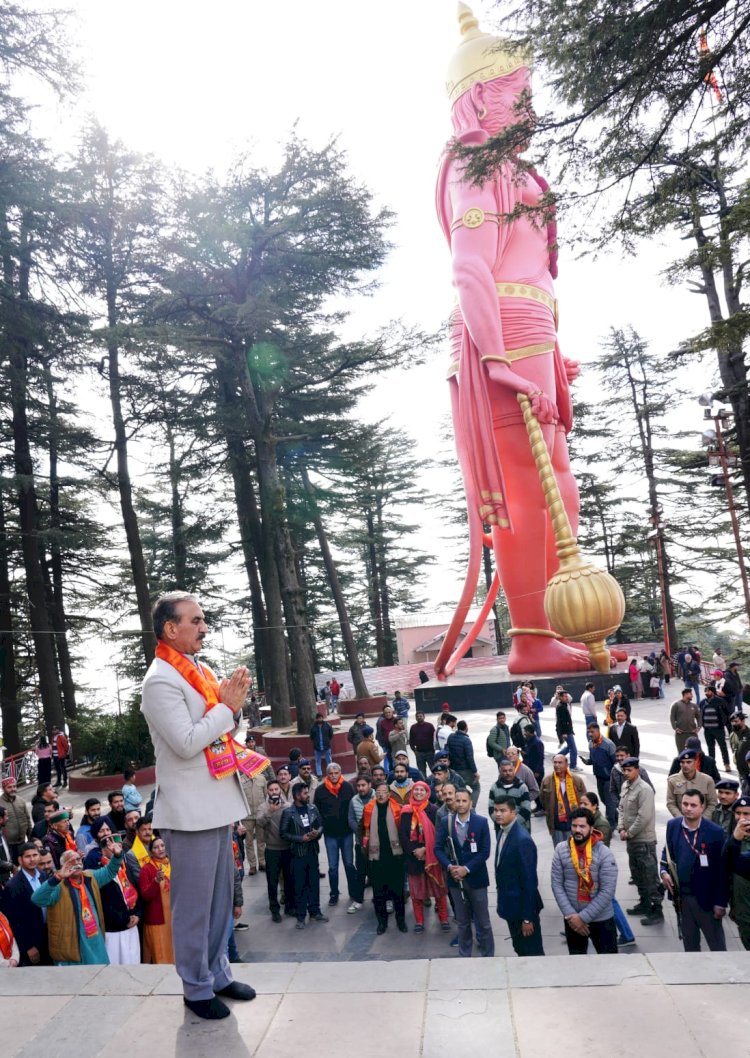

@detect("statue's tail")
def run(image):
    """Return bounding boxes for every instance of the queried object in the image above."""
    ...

[434,378,502,679]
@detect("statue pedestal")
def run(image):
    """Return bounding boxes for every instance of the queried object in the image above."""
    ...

[415,663,628,714]
[252,728,356,777]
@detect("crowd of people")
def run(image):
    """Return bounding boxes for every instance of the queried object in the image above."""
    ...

[3,660,750,971]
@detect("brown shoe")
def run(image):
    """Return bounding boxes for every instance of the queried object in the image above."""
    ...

[248,866,257,876]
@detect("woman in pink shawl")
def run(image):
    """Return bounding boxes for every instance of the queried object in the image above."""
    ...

[397,781,450,932]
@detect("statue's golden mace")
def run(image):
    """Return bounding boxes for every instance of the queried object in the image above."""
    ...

[517,394,625,673]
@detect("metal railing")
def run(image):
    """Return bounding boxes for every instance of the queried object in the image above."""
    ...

[1,749,39,788]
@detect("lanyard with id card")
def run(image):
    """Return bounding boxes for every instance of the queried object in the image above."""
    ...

[469,833,478,853]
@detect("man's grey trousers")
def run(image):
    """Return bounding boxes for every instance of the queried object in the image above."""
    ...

[162,825,234,1001]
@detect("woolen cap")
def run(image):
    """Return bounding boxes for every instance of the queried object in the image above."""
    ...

[732,797,750,812]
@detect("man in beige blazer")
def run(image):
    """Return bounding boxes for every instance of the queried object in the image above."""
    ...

[141,591,254,1020]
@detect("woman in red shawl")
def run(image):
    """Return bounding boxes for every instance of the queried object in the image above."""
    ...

[398,781,450,932]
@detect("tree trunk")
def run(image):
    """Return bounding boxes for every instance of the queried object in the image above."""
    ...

[375,498,395,666]
[365,509,385,666]
[105,285,155,667]
[255,433,318,732]
[215,359,291,724]
[43,360,78,731]
[6,216,64,735]
[0,493,21,754]
[300,467,370,698]
[166,424,188,588]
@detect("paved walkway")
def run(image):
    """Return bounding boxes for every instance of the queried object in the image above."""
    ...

[1,953,748,1057]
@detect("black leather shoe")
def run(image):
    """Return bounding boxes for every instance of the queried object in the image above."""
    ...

[184,997,230,1020]
[271,911,282,923]
[376,922,388,935]
[216,981,257,1001]
[626,904,648,915]
[310,912,329,922]
[396,919,408,933]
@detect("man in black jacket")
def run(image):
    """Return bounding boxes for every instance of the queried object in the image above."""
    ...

[699,684,731,769]
[314,763,357,908]
[2,842,50,965]
[280,784,329,929]
[723,662,743,710]
[447,721,480,806]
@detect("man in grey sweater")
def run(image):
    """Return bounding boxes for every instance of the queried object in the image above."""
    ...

[551,807,618,954]
[617,757,664,926]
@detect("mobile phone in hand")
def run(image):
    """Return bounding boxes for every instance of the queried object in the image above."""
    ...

[112,834,123,845]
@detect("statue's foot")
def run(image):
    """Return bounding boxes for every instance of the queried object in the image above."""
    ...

[561,639,624,666]
[507,636,591,674]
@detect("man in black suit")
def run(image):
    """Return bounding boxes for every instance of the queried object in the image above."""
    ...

[435,788,494,957]
[607,708,640,758]
[493,797,544,956]
[2,842,49,965]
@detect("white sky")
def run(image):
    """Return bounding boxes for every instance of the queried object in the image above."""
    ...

[25,0,729,701]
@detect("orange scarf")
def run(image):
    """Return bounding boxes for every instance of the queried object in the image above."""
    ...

[569,833,600,902]
[403,783,445,889]
[0,912,14,960]
[102,857,138,910]
[324,776,344,797]
[155,641,268,782]
[69,876,100,937]
[362,797,402,832]
[64,831,77,854]
[511,758,521,777]
[555,771,578,823]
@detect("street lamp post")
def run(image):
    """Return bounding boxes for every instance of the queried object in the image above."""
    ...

[699,396,750,626]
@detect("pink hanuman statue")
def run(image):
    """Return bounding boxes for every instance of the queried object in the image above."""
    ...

[434,6,624,677]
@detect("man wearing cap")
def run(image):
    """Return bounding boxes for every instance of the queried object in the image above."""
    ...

[698,683,732,771]
[667,750,718,819]
[387,749,425,784]
[723,795,750,949]
[667,736,721,783]
[713,780,740,836]
[429,754,464,797]
[722,662,743,710]
[670,689,702,753]
[43,811,77,869]
[0,777,32,864]
[617,757,663,925]
[661,788,728,951]
[295,758,320,798]
[347,712,368,755]
[730,712,750,778]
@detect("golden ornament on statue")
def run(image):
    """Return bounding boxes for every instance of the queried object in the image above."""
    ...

[517,394,625,673]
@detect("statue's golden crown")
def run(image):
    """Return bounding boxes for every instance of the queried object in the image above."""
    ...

[446,3,531,103]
